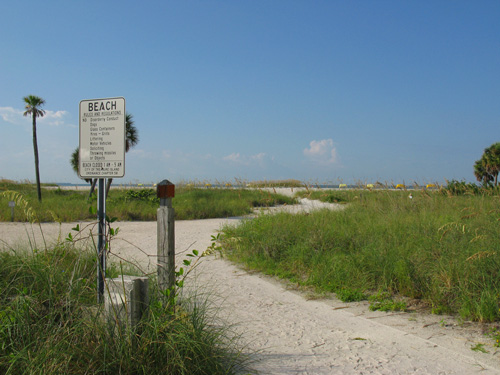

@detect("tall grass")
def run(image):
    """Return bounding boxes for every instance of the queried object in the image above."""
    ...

[222,189,500,322]
[0,242,251,374]
[0,180,295,222]
[247,179,304,188]
[0,186,253,374]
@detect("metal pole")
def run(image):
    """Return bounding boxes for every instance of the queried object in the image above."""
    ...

[97,178,106,303]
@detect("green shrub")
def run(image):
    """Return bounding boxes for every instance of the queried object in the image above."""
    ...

[368,290,406,312]
[336,288,366,302]
[441,180,481,196]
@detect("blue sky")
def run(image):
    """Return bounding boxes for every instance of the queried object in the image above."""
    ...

[1,1,499,185]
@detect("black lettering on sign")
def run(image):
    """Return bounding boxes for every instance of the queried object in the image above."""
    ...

[88,100,117,112]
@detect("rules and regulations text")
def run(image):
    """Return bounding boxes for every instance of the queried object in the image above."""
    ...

[79,97,126,178]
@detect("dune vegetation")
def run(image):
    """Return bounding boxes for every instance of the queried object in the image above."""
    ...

[3,177,500,373]
[0,243,251,374]
[0,180,296,222]
[221,183,500,323]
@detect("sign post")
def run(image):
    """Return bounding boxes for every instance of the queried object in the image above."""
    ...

[97,178,106,302]
[79,97,126,303]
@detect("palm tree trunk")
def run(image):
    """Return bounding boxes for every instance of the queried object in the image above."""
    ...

[88,179,97,200]
[32,116,42,202]
[106,178,113,199]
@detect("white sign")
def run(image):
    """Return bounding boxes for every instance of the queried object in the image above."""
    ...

[79,97,126,178]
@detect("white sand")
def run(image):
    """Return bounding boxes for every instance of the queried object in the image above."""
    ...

[1,195,500,374]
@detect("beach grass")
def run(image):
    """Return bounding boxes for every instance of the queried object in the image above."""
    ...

[0,180,296,222]
[0,181,254,374]
[0,241,251,374]
[246,179,304,188]
[221,187,500,322]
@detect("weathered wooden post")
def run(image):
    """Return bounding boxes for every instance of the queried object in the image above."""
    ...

[157,180,175,292]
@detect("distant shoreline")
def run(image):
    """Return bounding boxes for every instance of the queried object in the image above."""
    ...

[2,178,443,191]
[46,184,438,193]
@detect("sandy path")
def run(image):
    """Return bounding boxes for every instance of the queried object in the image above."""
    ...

[1,197,500,373]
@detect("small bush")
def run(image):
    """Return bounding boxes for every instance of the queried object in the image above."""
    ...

[336,288,366,302]
[368,291,406,312]
[441,180,481,196]
[124,188,159,203]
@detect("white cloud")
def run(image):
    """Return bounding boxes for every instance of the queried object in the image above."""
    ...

[0,107,25,124]
[223,153,241,162]
[223,152,268,166]
[251,153,266,162]
[39,110,71,127]
[0,107,74,127]
[149,150,278,181]
[303,139,338,165]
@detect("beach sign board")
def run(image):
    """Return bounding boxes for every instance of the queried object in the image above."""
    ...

[79,97,126,178]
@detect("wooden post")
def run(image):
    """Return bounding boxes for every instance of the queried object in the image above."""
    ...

[157,180,175,292]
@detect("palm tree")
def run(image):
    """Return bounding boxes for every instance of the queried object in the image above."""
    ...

[484,143,500,186]
[105,113,139,195]
[474,142,500,187]
[23,95,46,202]
[70,147,96,200]
[125,113,139,153]
[473,159,491,186]
[71,113,139,197]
